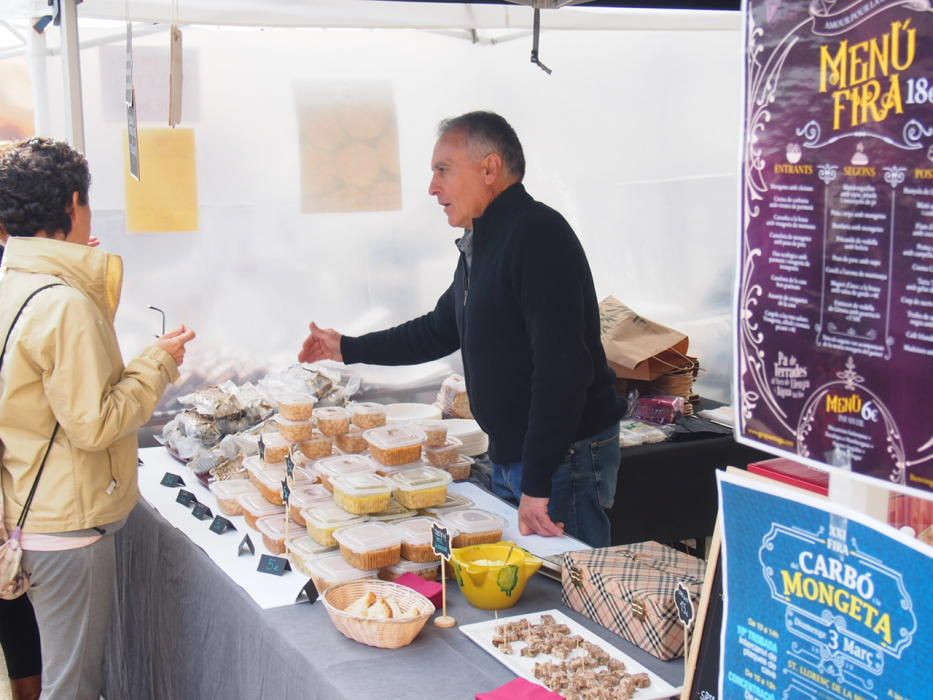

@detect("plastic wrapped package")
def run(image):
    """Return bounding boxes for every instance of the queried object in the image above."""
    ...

[380,559,441,582]
[288,535,337,577]
[634,395,685,425]
[435,374,472,419]
[441,509,506,547]
[257,365,358,407]
[273,414,315,442]
[618,420,675,447]
[333,522,402,570]
[363,425,426,466]
[315,406,351,436]
[256,514,304,555]
[209,479,260,516]
[350,402,387,429]
[296,430,333,460]
[439,454,473,482]
[394,517,458,563]
[238,493,286,530]
[314,454,379,491]
[301,501,367,547]
[276,391,316,421]
[177,380,246,419]
[334,426,367,453]
[331,473,394,515]
[303,552,377,595]
[422,437,463,467]
[390,466,451,510]
[415,420,447,448]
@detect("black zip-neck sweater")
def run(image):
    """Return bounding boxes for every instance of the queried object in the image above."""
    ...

[341,183,622,498]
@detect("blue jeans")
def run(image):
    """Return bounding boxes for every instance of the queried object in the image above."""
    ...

[492,422,620,548]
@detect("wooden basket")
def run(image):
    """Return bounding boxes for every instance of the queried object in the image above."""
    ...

[321,580,435,649]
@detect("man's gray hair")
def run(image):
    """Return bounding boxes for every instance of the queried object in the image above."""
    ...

[438,111,525,181]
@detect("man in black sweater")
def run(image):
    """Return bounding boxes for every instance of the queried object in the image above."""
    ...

[298,112,622,546]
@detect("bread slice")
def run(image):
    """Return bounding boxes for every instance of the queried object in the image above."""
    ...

[385,596,405,620]
[365,599,392,620]
[344,591,376,616]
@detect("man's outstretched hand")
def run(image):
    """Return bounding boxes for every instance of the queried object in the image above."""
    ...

[298,322,343,363]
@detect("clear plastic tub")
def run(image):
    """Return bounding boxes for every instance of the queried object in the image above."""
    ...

[331,473,394,515]
[335,426,368,454]
[379,559,441,582]
[209,479,260,516]
[274,414,315,442]
[366,499,417,523]
[423,436,463,467]
[441,509,507,547]
[315,454,379,492]
[350,402,387,429]
[297,430,333,460]
[238,493,286,530]
[416,420,448,448]
[315,406,351,436]
[288,535,337,577]
[440,454,474,482]
[333,522,402,570]
[301,501,367,547]
[372,460,424,479]
[256,514,303,555]
[303,552,378,595]
[287,484,333,527]
[394,516,459,563]
[390,466,452,510]
[259,433,293,464]
[247,460,314,505]
[420,492,475,516]
[276,392,316,421]
[363,425,426,466]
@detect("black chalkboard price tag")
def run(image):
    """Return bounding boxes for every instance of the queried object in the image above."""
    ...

[258,554,291,577]
[258,434,266,461]
[676,581,695,627]
[238,534,255,557]
[192,502,213,521]
[209,515,236,535]
[160,472,185,487]
[281,479,291,505]
[285,454,295,479]
[176,489,196,507]
[431,524,451,561]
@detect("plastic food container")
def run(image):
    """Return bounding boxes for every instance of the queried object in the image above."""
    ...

[315,454,379,492]
[256,514,303,555]
[366,499,417,523]
[277,392,316,422]
[440,454,474,482]
[390,466,452,510]
[259,432,293,464]
[247,461,315,505]
[379,559,441,582]
[350,402,387,429]
[316,406,351,436]
[287,484,333,527]
[333,522,402,570]
[423,437,463,467]
[420,492,474,516]
[331,473,394,515]
[441,509,507,547]
[288,535,337,577]
[302,501,367,547]
[238,493,286,530]
[372,460,423,478]
[304,553,378,595]
[209,479,260,516]
[394,517,459,563]
[297,430,333,460]
[335,426,368,454]
[274,414,315,442]
[416,420,448,448]
[364,425,426,466]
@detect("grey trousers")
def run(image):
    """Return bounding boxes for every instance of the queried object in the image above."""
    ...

[23,535,116,700]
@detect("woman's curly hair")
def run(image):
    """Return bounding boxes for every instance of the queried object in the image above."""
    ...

[0,137,91,238]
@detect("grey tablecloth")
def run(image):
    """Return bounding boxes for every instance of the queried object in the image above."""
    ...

[104,501,683,700]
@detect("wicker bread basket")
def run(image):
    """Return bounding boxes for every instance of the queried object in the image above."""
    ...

[322,580,435,649]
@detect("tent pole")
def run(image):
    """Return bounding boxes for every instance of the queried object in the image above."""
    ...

[60,0,86,152]
[27,20,52,137]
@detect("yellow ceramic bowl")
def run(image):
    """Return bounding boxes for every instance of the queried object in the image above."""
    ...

[450,541,542,610]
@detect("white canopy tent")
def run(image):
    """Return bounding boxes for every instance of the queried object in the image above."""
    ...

[0,0,743,401]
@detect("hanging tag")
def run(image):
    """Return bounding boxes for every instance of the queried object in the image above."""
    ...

[431,524,452,561]
[257,554,292,577]
[160,472,186,488]
[209,515,236,535]
[175,489,196,507]
[125,22,140,180]
[168,24,183,126]
[238,534,256,557]
[192,502,213,521]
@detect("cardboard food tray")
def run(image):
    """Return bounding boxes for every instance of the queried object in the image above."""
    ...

[460,609,679,699]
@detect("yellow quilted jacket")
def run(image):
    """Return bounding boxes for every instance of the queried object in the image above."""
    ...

[0,237,179,533]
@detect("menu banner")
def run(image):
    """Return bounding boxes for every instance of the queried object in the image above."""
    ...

[718,471,931,700]
[736,0,933,493]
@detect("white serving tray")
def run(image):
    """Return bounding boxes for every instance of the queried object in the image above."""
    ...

[460,609,680,700]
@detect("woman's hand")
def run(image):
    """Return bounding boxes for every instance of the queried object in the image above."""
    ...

[156,325,196,367]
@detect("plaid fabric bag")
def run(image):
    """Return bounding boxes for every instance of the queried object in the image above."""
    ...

[561,542,705,660]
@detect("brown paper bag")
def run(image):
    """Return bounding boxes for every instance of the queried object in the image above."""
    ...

[599,297,689,381]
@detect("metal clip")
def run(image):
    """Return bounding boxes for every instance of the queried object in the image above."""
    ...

[631,600,646,621]
[568,561,583,588]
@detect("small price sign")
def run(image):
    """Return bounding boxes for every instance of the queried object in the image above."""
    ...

[285,454,295,479]
[175,489,196,507]
[192,502,213,521]
[238,534,255,557]
[675,581,695,627]
[281,480,291,505]
[160,472,185,488]
[209,515,236,535]
[258,554,292,577]
[431,524,452,561]
[258,434,266,461]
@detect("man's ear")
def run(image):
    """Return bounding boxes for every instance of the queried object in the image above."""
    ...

[482,153,503,183]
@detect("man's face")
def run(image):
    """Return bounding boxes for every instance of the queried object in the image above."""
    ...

[429,131,493,230]
[66,197,92,246]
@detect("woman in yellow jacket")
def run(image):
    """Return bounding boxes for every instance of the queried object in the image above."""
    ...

[0,138,195,700]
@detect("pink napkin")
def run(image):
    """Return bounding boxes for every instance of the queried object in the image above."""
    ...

[475,678,564,700]
[394,573,444,609]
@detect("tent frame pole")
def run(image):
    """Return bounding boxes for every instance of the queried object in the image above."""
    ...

[60,0,86,152]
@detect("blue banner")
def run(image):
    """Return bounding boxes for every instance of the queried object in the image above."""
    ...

[718,472,931,700]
